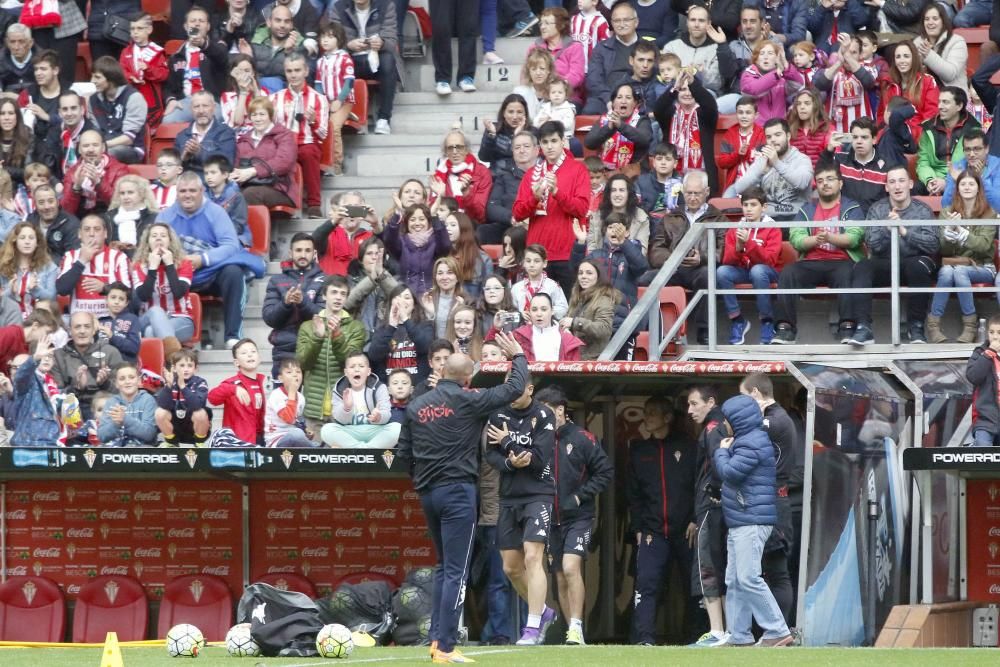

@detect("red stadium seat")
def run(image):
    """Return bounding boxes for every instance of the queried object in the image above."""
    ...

[780,241,798,268]
[269,164,303,218]
[255,573,318,598]
[636,286,687,358]
[716,114,738,131]
[139,337,165,376]
[57,294,70,314]
[72,575,148,643]
[247,205,271,257]
[142,0,170,23]
[0,576,65,642]
[955,27,990,73]
[344,80,369,134]
[157,574,233,642]
[482,244,502,262]
[149,123,188,165]
[905,153,917,181]
[164,40,185,56]
[575,115,600,158]
[76,42,91,82]
[914,195,942,214]
[708,197,743,221]
[332,570,400,589]
[127,164,158,181]
[185,292,202,348]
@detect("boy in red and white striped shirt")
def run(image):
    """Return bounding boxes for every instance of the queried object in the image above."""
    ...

[316,22,355,177]
[570,0,610,73]
[150,148,183,208]
[271,52,329,219]
[56,215,131,318]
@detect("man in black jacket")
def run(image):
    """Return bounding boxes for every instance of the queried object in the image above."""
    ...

[627,396,697,646]
[482,131,538,245]
[740,372,798,625]
[486,380,558,647]
[163,6,229,124]
[397,332,527,664]
[29,184,80,259]
[688,384,730,647]
[262,233,327,378]
[536,385,612,646]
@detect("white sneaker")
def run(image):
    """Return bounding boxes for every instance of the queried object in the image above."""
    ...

[374,119,391,135]
[225,338,240,350]
[482,52,504,65]
[459,77,477,92]
[436,81,452,96]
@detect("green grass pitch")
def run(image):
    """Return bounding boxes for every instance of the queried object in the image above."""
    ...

[2,645,1000,666]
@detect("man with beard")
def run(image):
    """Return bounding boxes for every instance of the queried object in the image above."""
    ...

[60,131,130,217]
[250,5,306,92]
[916,86,979,196]
[726,118,814,219]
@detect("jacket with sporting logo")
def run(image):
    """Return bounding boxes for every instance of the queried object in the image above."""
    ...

[553,421,613,523]
[486,399,557,504]
[397,354,529,494]
[627,433,697,538]
[694,406,727,516]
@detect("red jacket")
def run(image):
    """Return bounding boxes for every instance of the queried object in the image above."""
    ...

[207,372,266,445]
[433,160,492,224]
[791,126,833,168]
[716,124,765,190]
[511,323,584,362]
[877,74,939,143]
[60,156,131,216]
[235,124,300,208]
[119,44,169,128]
[721,223,783,270]
[511,152,590,262]
[320,225,373,276]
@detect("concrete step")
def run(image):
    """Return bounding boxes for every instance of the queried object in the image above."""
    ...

[395,90,511,106]
[343,133,455,149]
[416,37,532,66]
[386,110,495,135]
[352,149,438,177]
[404,63,521,93]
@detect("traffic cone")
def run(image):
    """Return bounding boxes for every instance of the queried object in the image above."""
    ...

[100,631,124,667]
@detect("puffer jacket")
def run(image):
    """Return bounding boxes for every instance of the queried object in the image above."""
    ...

[937,211,997,267]
[331,374,391,426]
[11,356,59,447]
[713,394,778,528]
[295,311,367,420]
[262,261,327,362]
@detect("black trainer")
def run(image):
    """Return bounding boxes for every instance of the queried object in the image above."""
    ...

[907,321,926,344]
[849,324,874,346]
[836,321,856,343]
[770,323,796,344]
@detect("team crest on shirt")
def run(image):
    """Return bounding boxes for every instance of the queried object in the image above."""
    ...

[566,443,573,456]
[705,420,718,432]
[674,450,682,462]
[531,417,537,429]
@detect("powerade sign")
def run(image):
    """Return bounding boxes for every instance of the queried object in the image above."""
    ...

[903,448,1000,470]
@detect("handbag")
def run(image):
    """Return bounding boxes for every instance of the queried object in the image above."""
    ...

[239,157,277,187]
[103,14,132,45]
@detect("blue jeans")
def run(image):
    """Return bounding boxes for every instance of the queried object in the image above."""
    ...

[478,525,517,642]
[931,264,995,316]
[954,0,991,27]
[725,524,789,644]
[140,306,195,343]
[421,483,478,653]
[974,428,1000,447]
[480,0,497,54]
[717,264,778,320]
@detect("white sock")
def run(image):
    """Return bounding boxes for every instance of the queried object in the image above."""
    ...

[527,614,542,629]
[711,629,727,639]
[570,618,583,631]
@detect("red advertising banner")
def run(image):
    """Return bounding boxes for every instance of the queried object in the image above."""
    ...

[248,480,436,595]
[965,480,1000,601]
[4,480,244,599]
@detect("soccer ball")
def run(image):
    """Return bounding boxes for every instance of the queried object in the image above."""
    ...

[165,623,205,658]
[409,567,434,588]
[326,589,355,614]
[398,584,427,614]
[226,623,260,657]
[316,623,353,659]
[417,615,432,641]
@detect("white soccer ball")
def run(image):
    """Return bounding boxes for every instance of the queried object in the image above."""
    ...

[166,623,205,658]
[316,623,353,659]
[226,622,261,657]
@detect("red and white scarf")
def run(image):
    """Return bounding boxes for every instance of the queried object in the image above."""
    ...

[80,156,109,211]
[669,105,703,173]
[523,272,548,311]
[183,47,203,98]
[530,150,568,215]
[61,123,85,175]
[20,0,60,28]
[599,108,641,170]
[432,154,476,203]
[13,269,35,316]
[829,70,870,134]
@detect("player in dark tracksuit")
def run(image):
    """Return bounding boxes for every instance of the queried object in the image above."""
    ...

[627,396,698,646]
[740,373,798,625]
[396,333,528,662]
[535,385,613,646]
[687,385,730,647]
[485,382,557,646]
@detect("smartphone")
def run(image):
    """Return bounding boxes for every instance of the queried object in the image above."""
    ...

[188,27,200,37]
[344,205,368,218]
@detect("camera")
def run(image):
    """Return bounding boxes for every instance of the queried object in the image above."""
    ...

[188,27,200,37]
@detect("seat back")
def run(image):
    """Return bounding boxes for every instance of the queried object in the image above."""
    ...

[0,576,65,642]
[332,570,400,589]
[269,165,303,218]
[149,123,188,165]
[247,205,271,258]
[913,195,942,214]
[345,81,369,134]
[955,27,990,72]
[254,573,318,598]
[157,574,233,642]
[708,197,743,221]
[635,286,687,358]
[127,164,159,181]
[164,40,184,56]
[76,41,91,82]
[780,241,798,268]
[72,575,148,643]
[185,292,202,348]
[139,337,165,376]
[575,114,601,158]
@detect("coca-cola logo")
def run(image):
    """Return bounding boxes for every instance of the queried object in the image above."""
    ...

[267,509,295,520]
[6,566,27,576]
[202,566,229,575]
[201,509,229,520]
[100,566,129,575]
[302,547,329,558]
[669,363,698,373]
[67,528,94,538]
[66,585,81,595]
[403,546,431,557]
[370,565,397,576]
[990,584,1000,594]
[301,491,329,501]
[33,547,60,558]
[990,527,1000,537]
[267,566,296,573]
[590,363,620,372]
[403,491,419,501]
[168,528,196,538]
[553,362,584,372]
[133,548,161,558]
[705,363,736,373]
[32,492,59,502]
[631,363,660,373]
[369,509,396,519]
[5,510,26,520]
[335,527,363,537]
[100,510,128,520]
[134,491,161,502]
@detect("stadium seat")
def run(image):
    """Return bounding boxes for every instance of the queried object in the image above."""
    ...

[127,164,159,181]
[76,42,91,82]
[344,81,369,134]
[636,286,687,358]
[779,240,798,268]
[269,164,303,218]
[57,294,70,314]
[575,115,601,158]
[914,195,942,214]
[141,0,170,23]
[0,576,65,642]
[139,337,165,376]
[247,205,271,258]
[714,114,740,186]
[955,27,990,72]
[332,570,400,589]
[482,244,502,262]
[708,197,743,221]
[149,123,188,165]
[164,40,185,56]
[905,153,917,181]
[185,292,202,348]
[72,575,148,643]
[255,573,318,598]
[157,574,233,642]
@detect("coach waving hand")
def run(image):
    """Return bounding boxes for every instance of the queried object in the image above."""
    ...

[397,331,528,664]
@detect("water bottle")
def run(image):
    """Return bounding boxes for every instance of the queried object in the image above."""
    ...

[209,450,250,469]
[978,318,987,346]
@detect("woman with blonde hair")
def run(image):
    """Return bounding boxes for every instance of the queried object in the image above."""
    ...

[513,47,556,121]
[0,222,57,318]
[104,174,158,255]
[445,304,484,361]
[420,256,470,338]
[132,222,196,352]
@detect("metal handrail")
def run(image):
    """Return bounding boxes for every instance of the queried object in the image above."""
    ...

[599,217,1000,359]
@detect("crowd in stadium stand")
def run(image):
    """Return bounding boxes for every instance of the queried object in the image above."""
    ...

[0,0,990,449]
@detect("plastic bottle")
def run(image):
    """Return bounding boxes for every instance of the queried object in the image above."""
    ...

[978,318,987,346]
